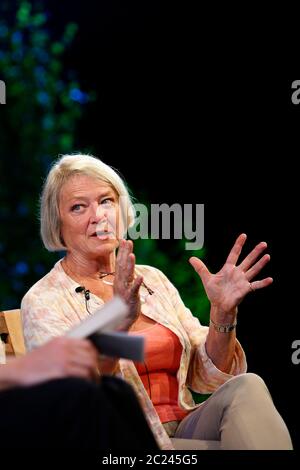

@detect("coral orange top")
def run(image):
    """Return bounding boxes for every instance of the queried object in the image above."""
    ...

[132,322,189,423]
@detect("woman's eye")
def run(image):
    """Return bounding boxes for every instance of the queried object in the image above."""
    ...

[71,204,83,212]
[101,198,113,206]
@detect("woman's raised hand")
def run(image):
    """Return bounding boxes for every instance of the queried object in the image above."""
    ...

[189,234,273,317]
[114,239,143,330]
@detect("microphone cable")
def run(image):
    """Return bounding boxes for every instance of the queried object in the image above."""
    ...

[75,286,92,315]
[143,360,152,400]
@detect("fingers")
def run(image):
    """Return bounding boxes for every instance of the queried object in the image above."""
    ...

[189,257,210,284]
[64,340,99,380]
[127,253,135,283]
[123,240,133,271]
[116,239,127,272]
[61,339,99,375]
[69,338,98,358]
[115,240,136,292]
[116,239,133,274]
[239,241,268,272]
[70,357,98,378]
[226,233,247,265]
[72,346,99,367]
[66,365,98,380]
[25,338,100,385]
[116,239,126,273]
[249,277,273,291]
[245,254,271,281]
[130,275,143,298]
[114,241,144,330]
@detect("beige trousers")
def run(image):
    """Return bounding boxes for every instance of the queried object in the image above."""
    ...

[172,373,293,450]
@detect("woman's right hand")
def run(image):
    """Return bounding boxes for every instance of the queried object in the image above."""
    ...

[113,239,143,330]
[10,337,99,387]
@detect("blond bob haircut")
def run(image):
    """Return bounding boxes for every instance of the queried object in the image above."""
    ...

[40,154,135,251]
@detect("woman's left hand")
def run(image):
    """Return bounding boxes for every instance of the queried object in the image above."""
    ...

[189,233,273,318]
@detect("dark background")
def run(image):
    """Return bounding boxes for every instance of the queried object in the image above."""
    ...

[1,1,299,450]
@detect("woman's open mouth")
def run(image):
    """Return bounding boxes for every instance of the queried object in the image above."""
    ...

[94,230,114,240]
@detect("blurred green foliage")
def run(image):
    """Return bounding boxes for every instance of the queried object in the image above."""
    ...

[0,0,94,308]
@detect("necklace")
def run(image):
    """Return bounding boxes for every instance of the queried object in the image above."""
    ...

[99,271,155,296]
[99,272,115,286]
[63,260,114,287]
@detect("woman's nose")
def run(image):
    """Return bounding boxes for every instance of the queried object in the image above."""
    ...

[90,204,107,223]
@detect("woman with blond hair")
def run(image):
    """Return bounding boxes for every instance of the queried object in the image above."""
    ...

[21,153,293,450]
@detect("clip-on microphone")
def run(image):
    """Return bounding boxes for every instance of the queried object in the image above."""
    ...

[75,286,90,301]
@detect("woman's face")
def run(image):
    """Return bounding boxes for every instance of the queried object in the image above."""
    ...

[59,174,121,259]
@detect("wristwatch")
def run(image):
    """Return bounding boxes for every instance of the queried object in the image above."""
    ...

[210,317,237,333]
